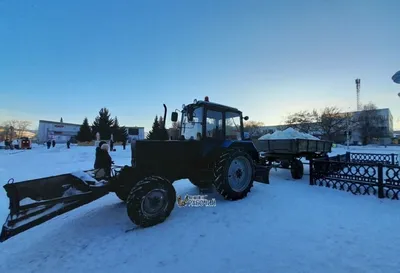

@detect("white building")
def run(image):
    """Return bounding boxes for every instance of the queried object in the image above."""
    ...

[126,127,145,142]
[38,120,81,143]
[349,108,393,144]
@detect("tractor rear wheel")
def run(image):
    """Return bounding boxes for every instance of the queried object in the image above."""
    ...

[213,149,255,200]
[126,176,176,228]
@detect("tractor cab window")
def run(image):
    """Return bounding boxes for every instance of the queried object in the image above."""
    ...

[206,110,223,139]
[225,112,242,140]
[181,106,203,140]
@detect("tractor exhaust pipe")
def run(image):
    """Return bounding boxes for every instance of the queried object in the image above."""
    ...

[163,104,167,129]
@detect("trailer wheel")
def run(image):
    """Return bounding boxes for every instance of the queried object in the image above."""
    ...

[291,159,304,179]
[213,149,255,200]
[126,176,176,228]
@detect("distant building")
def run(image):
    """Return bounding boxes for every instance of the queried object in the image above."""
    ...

[126,127,145,141]
[349,108,393,145]
[38,120,81,143]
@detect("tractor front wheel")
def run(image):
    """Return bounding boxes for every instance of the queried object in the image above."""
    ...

[126,176,176,228]
[214,149,255,200]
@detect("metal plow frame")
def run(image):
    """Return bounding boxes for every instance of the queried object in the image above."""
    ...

[0,169,111,242]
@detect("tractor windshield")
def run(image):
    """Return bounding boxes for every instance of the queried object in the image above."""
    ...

[181,106,203,140]
[225,111,242,140]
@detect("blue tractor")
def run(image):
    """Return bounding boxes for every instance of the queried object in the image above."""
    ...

[1,97,269,242]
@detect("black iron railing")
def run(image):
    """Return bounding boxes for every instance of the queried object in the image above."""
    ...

[310,152,400,200]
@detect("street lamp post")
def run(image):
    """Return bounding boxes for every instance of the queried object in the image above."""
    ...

[344,107,352,150]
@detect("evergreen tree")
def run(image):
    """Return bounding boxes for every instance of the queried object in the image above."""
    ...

[147,115,169,140]
[76,118,92,142]
[146,116,160,140]
[159,126,169,140]
[111,116,122,141]
[92,108,114,140]
[158,117,169,140]
[119,126,129,143]
[60,117,63,123]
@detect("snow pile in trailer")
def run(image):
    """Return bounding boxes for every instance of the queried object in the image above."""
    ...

[258,127,320,140]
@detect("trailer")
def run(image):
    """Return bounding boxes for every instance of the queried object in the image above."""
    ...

[253,138,332,179]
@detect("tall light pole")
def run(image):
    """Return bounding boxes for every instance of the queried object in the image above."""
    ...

[345,107,352,150]
[355,79,361,111]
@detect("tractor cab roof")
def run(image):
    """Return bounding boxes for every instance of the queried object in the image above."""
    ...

[185,99,242,114]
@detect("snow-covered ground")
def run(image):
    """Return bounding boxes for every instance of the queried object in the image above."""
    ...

[1,144,400,273]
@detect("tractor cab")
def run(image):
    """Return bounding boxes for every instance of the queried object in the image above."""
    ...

[171,96,249,141]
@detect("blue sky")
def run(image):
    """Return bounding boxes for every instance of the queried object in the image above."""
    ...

[1,0,399,130]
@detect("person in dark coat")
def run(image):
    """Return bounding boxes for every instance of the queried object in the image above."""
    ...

[46,140,51,149]
[66,139,71,149]
[52,140,56,147]
[109,139,114,152]
[122,139,126,150]
[94,142,113,179]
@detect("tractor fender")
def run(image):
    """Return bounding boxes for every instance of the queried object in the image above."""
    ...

[221,140,259,161]
[113,166,143,189]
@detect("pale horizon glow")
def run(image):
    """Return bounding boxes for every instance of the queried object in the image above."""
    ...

[1,0,399,131]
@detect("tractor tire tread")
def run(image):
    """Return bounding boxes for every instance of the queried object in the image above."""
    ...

[126,176,176,228]
[213,148,255,201]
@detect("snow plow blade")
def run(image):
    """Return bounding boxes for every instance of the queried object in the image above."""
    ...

[0,170,109,242]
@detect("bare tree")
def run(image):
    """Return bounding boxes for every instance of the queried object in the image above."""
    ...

[284,110,318,134]
[315,106,348,141]
[244,121,264,137]
[283,107,359,141]
[16,120,32,138]
[2,120,32,139]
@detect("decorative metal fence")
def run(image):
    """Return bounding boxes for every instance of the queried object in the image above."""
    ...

[310,152,400,200]
[348,152,398,165]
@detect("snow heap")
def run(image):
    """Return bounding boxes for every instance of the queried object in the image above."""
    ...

[258,127,320,140]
